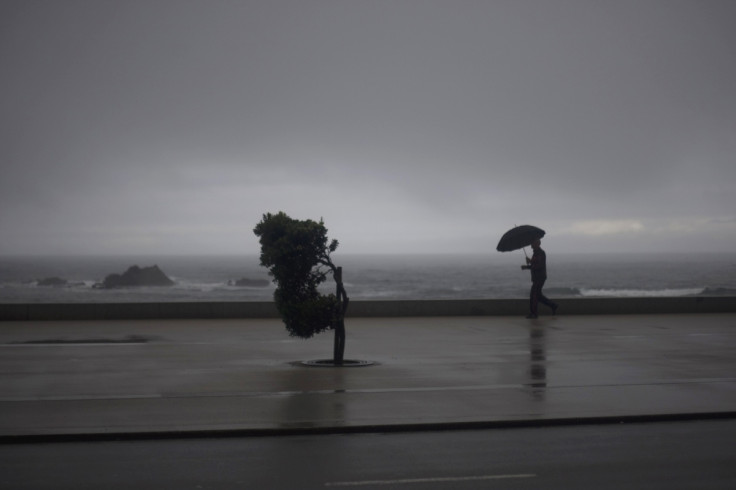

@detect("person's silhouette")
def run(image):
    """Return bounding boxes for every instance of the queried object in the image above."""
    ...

[521,239,558,319]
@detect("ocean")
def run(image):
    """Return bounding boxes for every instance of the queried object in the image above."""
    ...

[1,253,735,304]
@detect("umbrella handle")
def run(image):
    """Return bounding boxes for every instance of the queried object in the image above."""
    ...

[515,223,530,260]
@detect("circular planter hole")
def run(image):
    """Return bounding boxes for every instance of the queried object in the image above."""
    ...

[299,359,376,368]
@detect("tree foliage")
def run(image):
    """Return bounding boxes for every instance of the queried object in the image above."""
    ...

[254,212,344,340]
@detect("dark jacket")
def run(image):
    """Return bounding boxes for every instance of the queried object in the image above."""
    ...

[529,248,547,283]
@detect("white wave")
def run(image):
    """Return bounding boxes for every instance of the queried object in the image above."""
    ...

[178,283,238,293]
[579,288,705,298]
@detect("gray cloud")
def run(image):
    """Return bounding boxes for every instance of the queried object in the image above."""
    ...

[1,0,735,254]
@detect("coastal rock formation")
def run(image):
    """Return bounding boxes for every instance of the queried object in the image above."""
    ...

[228,277,270,288]
[99,265,174,288]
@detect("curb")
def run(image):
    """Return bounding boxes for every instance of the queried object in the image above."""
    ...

[3,411,735,444]
[3,297,735,321]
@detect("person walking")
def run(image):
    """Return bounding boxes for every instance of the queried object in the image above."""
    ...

[521,238,558,319]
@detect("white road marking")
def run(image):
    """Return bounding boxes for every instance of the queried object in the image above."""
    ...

[325,473,536,486]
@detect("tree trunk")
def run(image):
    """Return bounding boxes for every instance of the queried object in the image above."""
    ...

[332,266,349,365]
[333,320,345,365]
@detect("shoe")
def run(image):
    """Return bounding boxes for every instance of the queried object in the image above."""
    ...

[526,314,538,319]
[551,303,558,315]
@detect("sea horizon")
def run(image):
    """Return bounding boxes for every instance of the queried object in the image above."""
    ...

[1,252,735,304]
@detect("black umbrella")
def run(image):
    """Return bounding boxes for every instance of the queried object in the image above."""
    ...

[496,225,545,254]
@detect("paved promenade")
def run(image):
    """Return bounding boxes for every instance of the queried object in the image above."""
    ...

[1,313,735,440]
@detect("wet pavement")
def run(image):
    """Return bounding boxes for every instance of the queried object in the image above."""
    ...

[1,314,735,440]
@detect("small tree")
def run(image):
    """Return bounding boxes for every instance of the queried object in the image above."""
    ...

[254,212,349,364]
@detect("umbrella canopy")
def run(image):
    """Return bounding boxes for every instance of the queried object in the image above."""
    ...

[496,225,545,252]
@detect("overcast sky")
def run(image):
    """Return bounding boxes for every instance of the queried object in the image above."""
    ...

[1,0,735,256]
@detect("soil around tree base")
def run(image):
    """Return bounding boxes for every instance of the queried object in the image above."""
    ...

[297,359,376,367]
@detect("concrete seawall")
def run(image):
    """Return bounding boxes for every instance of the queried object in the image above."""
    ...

[1,296,734,321]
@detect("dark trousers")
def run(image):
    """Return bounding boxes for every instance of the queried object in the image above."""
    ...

[530,280,555,316]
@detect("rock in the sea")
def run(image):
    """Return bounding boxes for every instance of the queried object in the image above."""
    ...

[228,277,270,288]
[100,265,174,288]
[37,277,68,287]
